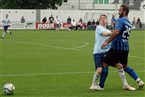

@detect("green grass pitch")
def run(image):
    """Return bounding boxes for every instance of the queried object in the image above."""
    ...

[0,29,144,97]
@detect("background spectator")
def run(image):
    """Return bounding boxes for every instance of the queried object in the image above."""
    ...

[132,17,136,29]
[67,16,71,24]
[87,20,92,30]
[137,18,142,28]
[111,15,117,29]
[21,16,25,23]
[92,19,96,30]
[96,19,99,26]
[76,20,83,31]
[42,17,47,23]
[69,19,77,31]
[49,15,54,23]
[55,16,61,30]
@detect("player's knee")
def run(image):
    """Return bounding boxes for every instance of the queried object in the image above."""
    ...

[103,62,108,68]
[122,64,127,68]
[96,67,102,74]
[115,63,123,69]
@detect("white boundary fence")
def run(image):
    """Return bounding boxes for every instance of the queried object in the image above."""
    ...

[0,9,144,30]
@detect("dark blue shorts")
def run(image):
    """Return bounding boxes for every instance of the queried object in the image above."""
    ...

[4,26,9,31]
[94,53,106,69]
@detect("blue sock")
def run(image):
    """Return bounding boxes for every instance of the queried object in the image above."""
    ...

[99,67,108,88]
[124,66,138,81]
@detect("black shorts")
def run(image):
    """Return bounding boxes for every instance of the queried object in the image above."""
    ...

[4,26,9,31]
[103,49,129,67]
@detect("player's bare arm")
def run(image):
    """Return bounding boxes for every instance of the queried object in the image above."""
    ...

[101,29,120,48]
[102,31,112,37]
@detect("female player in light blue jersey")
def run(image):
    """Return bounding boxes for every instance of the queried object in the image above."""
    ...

[1,14,12,39]
[89,14,112,90]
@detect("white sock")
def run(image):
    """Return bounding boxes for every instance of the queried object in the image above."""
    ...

[2,32,6,38]
[136,78,141,82]
[91,72,100,86]
[118,68,128,86]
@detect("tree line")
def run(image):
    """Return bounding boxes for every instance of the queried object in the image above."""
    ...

[0,0,63,9]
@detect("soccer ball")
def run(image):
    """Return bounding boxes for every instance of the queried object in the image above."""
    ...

[3,83,15,95]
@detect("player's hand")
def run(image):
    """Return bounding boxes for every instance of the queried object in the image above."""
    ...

[101,41,108,49]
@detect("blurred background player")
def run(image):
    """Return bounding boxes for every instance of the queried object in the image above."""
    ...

[89,14,112,90]
[100,5,144,90]
[1,14,12,39]
[111,15,117,29]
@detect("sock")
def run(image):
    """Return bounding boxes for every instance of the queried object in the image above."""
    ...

[118,68,128,86]
[91,72,100,86]
[124,67,139,81]
[99,67,108,88]
[136,78,141,83]
[2,32,6,38]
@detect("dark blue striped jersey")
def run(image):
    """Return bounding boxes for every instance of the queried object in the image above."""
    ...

[111,17,132,51]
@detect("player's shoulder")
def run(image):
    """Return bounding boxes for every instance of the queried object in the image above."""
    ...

[96,25,103,29]
[116,18,124,22]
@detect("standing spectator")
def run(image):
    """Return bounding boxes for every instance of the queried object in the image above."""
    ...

[67,16,71,24]
[55,16,61,30]
[21,16,25,23]
[49,15,54,23]
[42,17,47,23]
[92,19,96,30]
[137,18,142,28]
[132,17,136,29]
[111,15,117,29]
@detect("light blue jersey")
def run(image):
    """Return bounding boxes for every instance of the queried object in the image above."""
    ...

[3,18,10,26]
[93,25,111,54]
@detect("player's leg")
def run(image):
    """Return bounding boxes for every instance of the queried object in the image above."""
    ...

[1,26,8,38]
[89,53,105,90]
[97,49,135,90]
[98,62,108,90]
[124,66,144,89]
[118,51,136,90]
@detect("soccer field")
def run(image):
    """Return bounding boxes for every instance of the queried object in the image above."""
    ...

[0,29,144,97]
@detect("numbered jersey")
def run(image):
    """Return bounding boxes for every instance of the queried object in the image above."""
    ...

[112,17,132,51]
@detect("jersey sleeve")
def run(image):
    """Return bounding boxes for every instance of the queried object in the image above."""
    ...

[96,26,104,35]
[114,19,123,31]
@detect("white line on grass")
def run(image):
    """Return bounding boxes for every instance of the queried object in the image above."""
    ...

[4,39,89,51]
[129,55,145,60]
[4,39,145,60]
[0,70,145,77]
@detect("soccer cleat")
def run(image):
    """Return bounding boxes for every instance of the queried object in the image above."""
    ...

[10,31,12,35]
[1,37,4,39]
[89,85,97,90]
[95,84,104,90]
[89,84,104,91]
[137,80,144,89]
[123,85,136,91]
